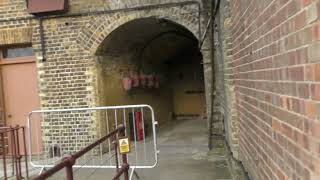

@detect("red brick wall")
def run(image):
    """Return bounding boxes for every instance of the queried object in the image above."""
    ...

[229,0,320,179]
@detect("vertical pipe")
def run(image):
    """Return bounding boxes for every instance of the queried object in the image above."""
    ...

[11,128,19,180]
[65,165,74,180]
[15,127,22,179]
[36,114,40,162]
[114,110,120,164]
[27,113,33,164]
[10,127,15,177]
[106,110,112,166]
[115,109,118,128]
[123,109,126,135]
[2,132,7,179]
[123,109,129,163]
[39,18,46,61]
[74,112,77,153]
[208,0,216,150]
[22,127,29,178]
[132,108,138,166]
[119,128,129,180]
[98,110,103,164]
[141,107,147,162]
[50,113,53,164]
[113,134,119,173]
[61,112,64,159]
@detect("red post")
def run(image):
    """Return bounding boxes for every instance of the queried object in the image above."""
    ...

[122,155,129,180]
[65,165,74,180]
[113,134,119,180]
[11,127,20,180]
[119,127,129,180]
[15,126,22,179]
[135,111,143,141]
[65,155,75,180]
[10,127,15,177]
[22,127,29,178]
[112,164,129,180]
[1,132,7,179]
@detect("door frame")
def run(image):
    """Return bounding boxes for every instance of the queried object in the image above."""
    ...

[0,55,37,127]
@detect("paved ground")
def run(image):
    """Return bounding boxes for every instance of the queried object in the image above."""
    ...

[136,119,234,180]
[4,119,236,180]
[66,119,234,180]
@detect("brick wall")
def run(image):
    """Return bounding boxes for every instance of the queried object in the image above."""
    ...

[0,0,211,154]
[0,0,31,20]
[226,0,320,179]
[215,0,240,158]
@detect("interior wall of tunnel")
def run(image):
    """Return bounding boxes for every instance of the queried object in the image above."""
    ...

[95,17,206,129]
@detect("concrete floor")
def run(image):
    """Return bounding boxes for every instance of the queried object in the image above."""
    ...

[137,119,234,180]
[21,119,234,180]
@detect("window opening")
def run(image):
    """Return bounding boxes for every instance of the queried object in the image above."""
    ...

[1,46,34,59]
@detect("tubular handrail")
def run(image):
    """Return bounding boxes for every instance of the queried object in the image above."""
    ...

[33,124,128,180]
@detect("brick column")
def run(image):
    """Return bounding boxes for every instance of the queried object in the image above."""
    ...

[201,35,215,149]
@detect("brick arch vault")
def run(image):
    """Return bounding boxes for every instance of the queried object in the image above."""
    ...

[77,7,200,54]
[74,6,216,148]
[32,3,222,156]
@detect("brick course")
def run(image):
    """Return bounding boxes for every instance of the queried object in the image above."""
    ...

[223,0,320,179]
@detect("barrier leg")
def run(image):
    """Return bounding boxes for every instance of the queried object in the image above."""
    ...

[129,167,140,180]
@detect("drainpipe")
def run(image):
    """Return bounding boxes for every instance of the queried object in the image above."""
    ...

[39,18,46,62]
[207,0,221,150]
[208,0,216,150]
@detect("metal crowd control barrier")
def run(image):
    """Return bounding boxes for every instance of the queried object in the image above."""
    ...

[27,105,159,176]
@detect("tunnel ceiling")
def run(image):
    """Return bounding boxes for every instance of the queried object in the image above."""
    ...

[96,17,199,64]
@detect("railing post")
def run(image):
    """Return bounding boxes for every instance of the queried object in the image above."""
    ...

[10,126,19,180]
[65,165,74,180]
[22,127,29,178]
[113,134,119,174]
[65,156,75,180]
[1,132,7,179]
[119,127,129,180]
[15,126,22,179]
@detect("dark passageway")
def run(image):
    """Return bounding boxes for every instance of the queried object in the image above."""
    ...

[96,17,206,127]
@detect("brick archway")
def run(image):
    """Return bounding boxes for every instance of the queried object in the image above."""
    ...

[74,5,214,149]
[76,6,200,54]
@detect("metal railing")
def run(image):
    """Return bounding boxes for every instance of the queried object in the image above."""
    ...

[0,126,29,180]
[33,124,130,180]
[28,104,159,176]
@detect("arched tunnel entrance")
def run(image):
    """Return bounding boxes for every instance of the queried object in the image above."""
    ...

[96,17,206,126]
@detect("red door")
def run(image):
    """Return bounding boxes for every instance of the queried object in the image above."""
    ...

[0,56,42,155]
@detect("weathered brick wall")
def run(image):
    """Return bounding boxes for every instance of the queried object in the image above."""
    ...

[215,0,240,158]
[0,0,212,154]
[0,0,31,20]
[226,0,320,179]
